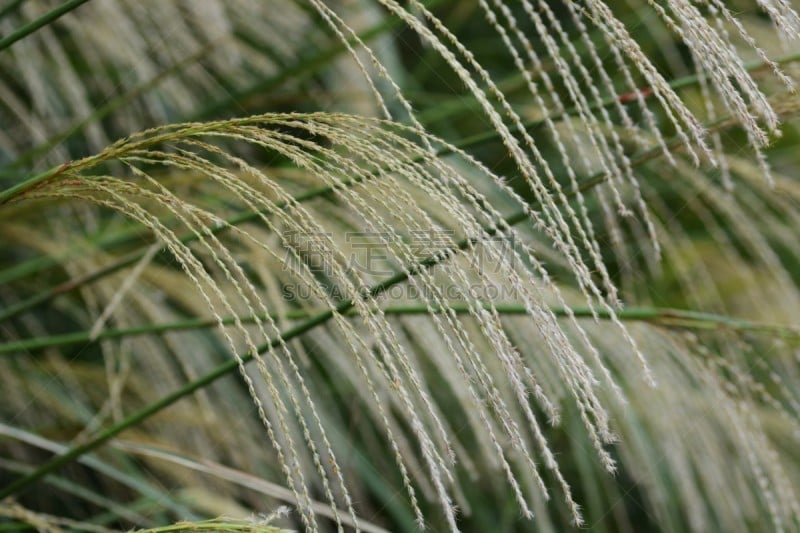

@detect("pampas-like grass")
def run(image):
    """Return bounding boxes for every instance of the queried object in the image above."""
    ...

[1,1,799,531]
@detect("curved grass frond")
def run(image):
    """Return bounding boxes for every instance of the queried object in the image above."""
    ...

[1,1,800,532]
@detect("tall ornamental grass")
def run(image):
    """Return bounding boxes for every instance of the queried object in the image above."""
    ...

[1,1,800,531]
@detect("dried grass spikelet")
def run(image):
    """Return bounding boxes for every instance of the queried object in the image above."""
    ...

[11,93,800,532]
[3,0,800,531]
[8,111,672,529]
[302,0,798,373]
[321,0,796,217]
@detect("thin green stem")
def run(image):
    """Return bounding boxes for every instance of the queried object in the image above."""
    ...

[0,0,91,52]
[0,162,70,205]
[2,304,796,355]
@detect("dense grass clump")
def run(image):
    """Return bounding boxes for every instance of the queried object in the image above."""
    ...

[1,1,799,531]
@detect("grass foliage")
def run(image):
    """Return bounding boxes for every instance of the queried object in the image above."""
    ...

[1,0,800,531]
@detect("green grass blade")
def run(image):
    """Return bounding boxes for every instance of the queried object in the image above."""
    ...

[2,305,796,355]
[0,0,91,52]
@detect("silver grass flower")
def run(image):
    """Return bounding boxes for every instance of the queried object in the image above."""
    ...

[1,1,799,532]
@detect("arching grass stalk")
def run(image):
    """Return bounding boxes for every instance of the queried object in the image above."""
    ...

[1,49,798,289]
[1,304,796,355]
[0,100,790,499]
[0,104,779,324]
[0,48,800,290]
[0,0,91,52]
[0,162,72,205]
[4,88,799,328]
